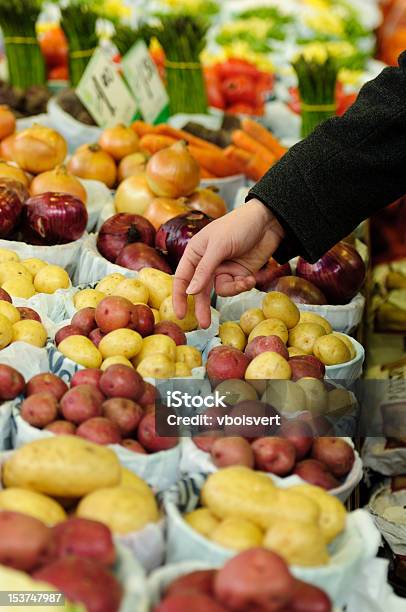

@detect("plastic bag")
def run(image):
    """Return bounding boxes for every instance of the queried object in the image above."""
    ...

[47,98,102,153]
[114,544,149,612]
[0,402,12,451]
[81,179,114,233]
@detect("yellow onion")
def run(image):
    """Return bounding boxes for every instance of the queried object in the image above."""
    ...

[118,152,148,182]
[0,161,29,187]
[146,141,200,198]
[99,124,139,161]
[68,144,117,189]
[30,165,87,204]
[0,133,16,161]
[12,125,67,174]
[0,106,16,141]
[114,174,155,215]
[187,187,227,219]
[143,197,190,231]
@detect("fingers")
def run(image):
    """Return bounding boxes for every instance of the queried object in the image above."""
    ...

[173,233,208,319]
[194,282,213,329]
[215,273,256,297]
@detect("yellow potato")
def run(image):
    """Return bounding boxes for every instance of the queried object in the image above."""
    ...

[34,265,70,294]
[2,278,36,299]
[0,301,20,324]
[159,294,198,332]
[0,488,66,525]
[12,320,47,348]
[0,565,76,605]
[99,329,142,359]
[3,436,121,497]
[288,346,308,357]
[0,313,12,349]
[328,388,355,416]
[210,517,263,551]
[175,362,192,377]
[219,321,246,350]
[95,273,126,295]
[296,378,328,415]
[215,379,258,405]
[113,278,149,304]
[152,308,160,323]
[299,312,332,334]
[269,489,320,525]
[239,308,265,335]
[264,519,329,566]
[58,335,103,369]
[138,267,173,309]
[119,469,154,494]
[0,247,19,263]
[77,486,159,534]
[22,258,47,276]
[0,262,32,285]
[101,356,134,371]
[137,354,176,378]
[248,318,288,344]
[184,508,220,537]
[291,484,346,543]
[245,352,291,380]
[313,334,351,365]
[262,292,300,329]
[73,288,105,310]
[288,322,326,355]
[175,345,202,369]
[261,380,307,414]
[332,332,356,360]
[133,334,177,365]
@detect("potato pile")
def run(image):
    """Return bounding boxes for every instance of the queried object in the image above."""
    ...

[0,303,47,351]
[0,247,70,298]
[156,548,332,612]
[184,467,346,567]
[0,436,159,536]
[57,268,202,376]
[210,292,356,381]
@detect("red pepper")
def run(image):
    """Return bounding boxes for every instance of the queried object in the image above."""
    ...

[204,66,226,109]
[256,71,274,104]
[217,58,261,79]
[222,74,257,105]
[227,102,265,116]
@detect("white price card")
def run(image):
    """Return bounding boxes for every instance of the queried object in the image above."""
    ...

[122,40,170,124]
[76,48,138,128]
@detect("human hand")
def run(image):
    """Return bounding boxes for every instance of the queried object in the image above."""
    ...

[173,199,285,328]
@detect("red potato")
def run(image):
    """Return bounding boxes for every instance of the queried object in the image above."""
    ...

[99,365,144,400]
[121,439,147,454]
[49,518,115,567]
[137,381,158,407]
[71,307,97,336]
[0,287,12,302]
[214,548,294,611]
[21,392,59,428]
[102,398,143,436]
[137,412,178,452]
[251,437,296,476]
[0,511,51,572]
[89,328,105,347]
[45,420,77,435]
[207,347,250,382]
[311,437,355,478]
[55,325,84,346]
[95,296,136,333]
[33,557,123,612]
[282,579,332,612]
[77,417,122,445]
[70,369,103,389]
[17,306,41,322]
[166,569,216,597]
[279,420,313,460]
[154,321,186,346]
[155,593,227,612]
[289,355,325,381]
[193,431,223,453]
[211,437,255,468]
[129,304,155,337]
[207,345,230,360]
[26,373,68,401]
[60,384,104,424]
[0,364,25,400]
[245,335,289,361]
[225,400,279,438]
[293,459,340,490]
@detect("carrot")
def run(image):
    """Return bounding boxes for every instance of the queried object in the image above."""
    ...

[241,118,287,159]
[154,124,222,152]
[139,134,177,155]
[200,167,217,179]
[231,130,276,166]
[224,146,271,182]
[188,145,240,178]
[131,120,156,138]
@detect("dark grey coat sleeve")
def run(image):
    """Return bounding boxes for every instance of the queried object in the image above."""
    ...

[248,51,406,263]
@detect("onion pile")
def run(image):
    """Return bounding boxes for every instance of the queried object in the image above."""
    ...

[187,187,227,219]
[0,161,29,188]
[22,193,88,245]
[97,213,156,262]
[12,125,67,174]
[30,166,87,204]
[269,276,327,305]
[68,144,117,189]
[0,105,16,141]
[118,152,148,182]
[146,141,200,198]
[144,197,190,231]
[155,211,212,268]
[255,259,292,292]
[99,124,139,161]
[0,180,25,238]
[115,175,155,216]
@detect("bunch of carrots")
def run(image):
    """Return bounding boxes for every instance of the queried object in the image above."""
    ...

[131,118,287,182]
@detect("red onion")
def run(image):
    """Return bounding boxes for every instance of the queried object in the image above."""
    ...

[0,180,24,238]
[155,211,212,268]
[22,192,88,245]
[269,276,327,305]
[255,258,292,292]
[97,213,156,263]
[296,241,366,304]
[116,242,172,274]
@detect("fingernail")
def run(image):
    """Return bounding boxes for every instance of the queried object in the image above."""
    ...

[186,281,198,294]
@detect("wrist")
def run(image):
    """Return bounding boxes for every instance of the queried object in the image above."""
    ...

[248,198,286,240]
